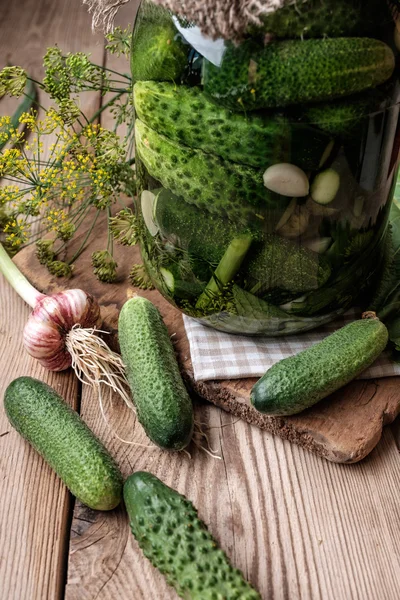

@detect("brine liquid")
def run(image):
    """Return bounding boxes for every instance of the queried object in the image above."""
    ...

[132,0,400,335]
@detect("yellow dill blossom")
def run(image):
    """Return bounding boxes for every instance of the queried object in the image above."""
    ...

[0,47,133,282]
[19,110,38,131]
[3,218,30,250]
[0,148,24,176]
[0,185,21,206]
[0,116,23,145]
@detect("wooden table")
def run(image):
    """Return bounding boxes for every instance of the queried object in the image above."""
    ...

[1,1,400,598]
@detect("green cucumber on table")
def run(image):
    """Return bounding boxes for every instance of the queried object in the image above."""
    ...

[124,471,261,600]
[118,295,194,450]
[135,119,290,226]
[251,313,388,416]
[203,37,395,110]
[4,377,123,510]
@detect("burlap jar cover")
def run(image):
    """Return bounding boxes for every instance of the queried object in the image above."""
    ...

[83,0,306,40]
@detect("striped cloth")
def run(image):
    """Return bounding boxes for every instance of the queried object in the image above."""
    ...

[183,309,400,382]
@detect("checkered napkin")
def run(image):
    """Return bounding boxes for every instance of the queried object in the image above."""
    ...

[183,309,400,382]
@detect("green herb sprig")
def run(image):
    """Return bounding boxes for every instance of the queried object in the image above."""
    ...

[0,40,134,281]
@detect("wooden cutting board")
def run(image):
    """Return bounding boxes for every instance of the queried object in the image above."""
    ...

[13,217,400,464]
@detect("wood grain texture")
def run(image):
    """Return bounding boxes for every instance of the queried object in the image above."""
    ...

[2,2,400,600]
[14,220,400,464]
[0,0,103,598]
[65,389,400,600]
[0,274,79,600]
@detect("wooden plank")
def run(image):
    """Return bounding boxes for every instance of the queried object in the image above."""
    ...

[65,392,400,600]
[0,277,78,600]
[0,0,104,598]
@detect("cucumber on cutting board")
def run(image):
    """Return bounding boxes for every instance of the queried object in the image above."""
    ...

[203,37,395,110]
[4,377,123,510]
[124,471,261,600]
[251,314,388,416]
[118,295,194,450]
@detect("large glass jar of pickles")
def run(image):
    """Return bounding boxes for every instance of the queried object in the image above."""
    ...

[131,0,400,335]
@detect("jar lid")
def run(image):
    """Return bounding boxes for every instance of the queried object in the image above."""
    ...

[84,0,303,40]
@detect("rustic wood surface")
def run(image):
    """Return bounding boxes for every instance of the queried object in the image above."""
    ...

[1,1,400,599]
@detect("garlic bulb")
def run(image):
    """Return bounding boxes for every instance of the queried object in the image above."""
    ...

[23,289,101,371]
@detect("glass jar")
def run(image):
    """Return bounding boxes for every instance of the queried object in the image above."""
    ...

[131,0,400,335]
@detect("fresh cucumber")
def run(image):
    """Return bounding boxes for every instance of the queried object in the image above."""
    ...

[118,296,194,450]
[203,38,395,110]
[124,471,261,600]
[4,377,123,510]
[251,314,388,416]
[134,81,332,171]
[135,119,289,226]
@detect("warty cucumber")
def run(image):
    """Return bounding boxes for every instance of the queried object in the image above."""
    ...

[131,2,188,82]
[153,188,330,296]
[118,296,194,450]
[203,37,395,110]
[154,187,255,264]
[135,119,289,226]
[124,471,261,600]
[4,377,123,510]
[246,237,331,295]
[251,314,388,415]
[134,81,332,171]
[257,0,390,40]
[134,80,288,168]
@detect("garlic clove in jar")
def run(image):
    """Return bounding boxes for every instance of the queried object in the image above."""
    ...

[263,163,309,197]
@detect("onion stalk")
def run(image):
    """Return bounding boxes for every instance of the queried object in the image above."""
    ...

[0,243,130,403]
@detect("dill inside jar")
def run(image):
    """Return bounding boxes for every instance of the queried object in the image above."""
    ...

[131,0,400,336]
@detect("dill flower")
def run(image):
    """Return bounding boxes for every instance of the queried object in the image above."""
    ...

[36,240,55,265]
[109,208,139,246]
[0,66,27,97]
[105,26,131,57]
[92,250,118,283]
[0,42,134,282]
[129,264,154,290]
[47,260,74,278]
[3,218,30,252]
